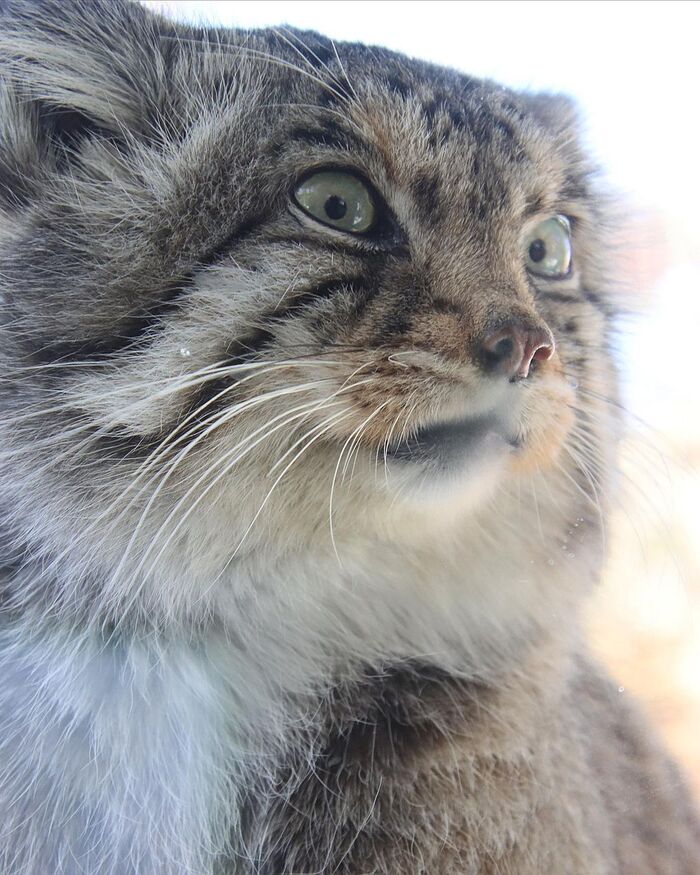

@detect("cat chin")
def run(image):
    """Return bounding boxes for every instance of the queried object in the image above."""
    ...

[381,428,514,511]
[376,374,575,512]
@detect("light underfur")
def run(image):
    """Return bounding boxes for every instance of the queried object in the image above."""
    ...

[0,0,698,872]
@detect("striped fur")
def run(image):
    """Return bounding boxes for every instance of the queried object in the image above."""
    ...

[0,1,698,872]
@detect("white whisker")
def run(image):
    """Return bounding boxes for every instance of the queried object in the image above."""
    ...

[328,400,392,567]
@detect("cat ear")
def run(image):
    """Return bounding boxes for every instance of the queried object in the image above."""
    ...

[525,92,582,138]
[0,0,168,205]
[0,0,167,135]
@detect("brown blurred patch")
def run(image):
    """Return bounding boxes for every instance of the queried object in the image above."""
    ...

[587,196,700,804]
[587,432,700,803]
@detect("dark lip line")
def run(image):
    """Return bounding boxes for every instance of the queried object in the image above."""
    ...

[385,412,520,463]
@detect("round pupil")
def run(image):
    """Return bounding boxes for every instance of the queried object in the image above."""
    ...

[324,195,347,221]
[529,239,546,263]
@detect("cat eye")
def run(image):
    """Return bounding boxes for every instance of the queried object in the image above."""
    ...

[523,215,572,278]
[293,170,376,234]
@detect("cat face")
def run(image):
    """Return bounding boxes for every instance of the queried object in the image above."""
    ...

[0,0,617,623]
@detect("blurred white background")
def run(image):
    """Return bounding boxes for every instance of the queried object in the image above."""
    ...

[144,0,700,793]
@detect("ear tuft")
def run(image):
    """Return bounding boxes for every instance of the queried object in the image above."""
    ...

[0,0,164,133]
[0,0,168,206]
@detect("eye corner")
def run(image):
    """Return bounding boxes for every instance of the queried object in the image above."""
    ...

[553,213,575,236]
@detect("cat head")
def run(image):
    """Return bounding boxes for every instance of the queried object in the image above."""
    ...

[0,0,618,628]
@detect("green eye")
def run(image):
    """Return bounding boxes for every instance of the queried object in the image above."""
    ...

[294,170,376,233]
[523,216,572,278]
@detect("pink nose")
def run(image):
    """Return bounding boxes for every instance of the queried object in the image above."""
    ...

[480,322,555,381]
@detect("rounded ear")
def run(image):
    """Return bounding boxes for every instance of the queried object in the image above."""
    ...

[0,0,169,206]
[0,0,167,134]
[525,92,582,137]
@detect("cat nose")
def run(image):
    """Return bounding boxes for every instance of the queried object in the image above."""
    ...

[480,321,555,381]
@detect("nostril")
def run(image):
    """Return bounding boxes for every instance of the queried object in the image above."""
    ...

[491,336,515,363]
[517,331,555,380]
[480,327,523,376]
[480,323,554,381]
[532,344,553,362]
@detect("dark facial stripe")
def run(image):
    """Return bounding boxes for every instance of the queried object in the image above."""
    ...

[581,286,615,316]
[528,275,613,318]
[97,274,378,458]
[431,297,463,315]
[369,280,423,345]
[189,273,379,407]
[90,427,164,463]
[536,290,581,306]
[226,275,381,356]
[560,174,589,201]
[283,121,367,155]
[15,212,275,369]
[275,276,373,319]
[24,279,194,366]
[259,234,407,259]
[410,169,442,223]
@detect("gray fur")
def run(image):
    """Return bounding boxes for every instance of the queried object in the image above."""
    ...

[0,0,698,872]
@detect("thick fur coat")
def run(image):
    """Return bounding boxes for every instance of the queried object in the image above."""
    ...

[0,1,698,872]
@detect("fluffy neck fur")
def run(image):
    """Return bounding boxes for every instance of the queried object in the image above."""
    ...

[0,456,603,872]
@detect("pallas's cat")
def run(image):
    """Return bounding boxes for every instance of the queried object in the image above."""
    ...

[0,0,698,872]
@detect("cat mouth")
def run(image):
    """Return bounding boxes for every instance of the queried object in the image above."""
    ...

[385,412,520,468]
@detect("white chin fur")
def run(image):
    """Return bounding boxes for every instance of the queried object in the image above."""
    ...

[382,431,514,510]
